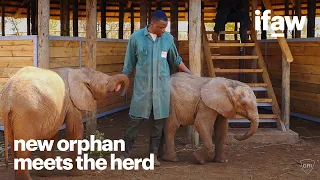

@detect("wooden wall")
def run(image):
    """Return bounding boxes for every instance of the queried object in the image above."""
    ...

[261,40,320,119]
[0,39,35,91]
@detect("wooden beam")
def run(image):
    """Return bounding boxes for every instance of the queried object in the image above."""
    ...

[1,5,4,36]
[85,0,97,137]
[131,5,134,34]
[27,3,30,35]
[60,0,70,36]
[140,0,147,29]
[119,0,124,39]
[31,0,37,35]
[38,0,50,69]
[189,0,201,147]
[127,0,132,9]
[156,0,162,10]
[294,0,301,38]
[307,0,316,37]
[284,0,289,38]
[100,0,106,38]
[282,53,290,130]
[73,0,79,37]
[170,0,178,48]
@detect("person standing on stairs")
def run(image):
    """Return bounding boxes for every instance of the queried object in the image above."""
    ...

[119,10,191,166]
[212,0,250,43]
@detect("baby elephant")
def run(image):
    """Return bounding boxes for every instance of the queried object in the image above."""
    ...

[162,72,259,164]
[0,66,129,180]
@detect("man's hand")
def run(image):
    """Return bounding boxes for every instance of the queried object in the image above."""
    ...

[177,61,192,74]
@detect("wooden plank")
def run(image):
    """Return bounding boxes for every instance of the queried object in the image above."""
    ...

[210,43,255,47]
[205,30,251,34]
[0,57,33,67]
[282,53,290,130]
[212,55,258,59]
[50,57,80,68]
[50,40,80,47]
[269,70,320,84]
[140,0,147,28]
[0,45,33,51]
[235,114,277,119]
[246,83,268,87]
[214,69,263,73]
[38,0,50,68]
[97,56,125,65]
[0,68,22,78]
[97,64,124,73]
[50,47,79,58]
[0,40,34,46]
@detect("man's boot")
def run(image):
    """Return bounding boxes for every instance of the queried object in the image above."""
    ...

[149,138,161,166]
[240,28,249,43]
[119,138,135,160]
[212,31,220,42]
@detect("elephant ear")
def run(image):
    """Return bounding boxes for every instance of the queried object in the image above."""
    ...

[68,69,95,111]
[201,78,236,118]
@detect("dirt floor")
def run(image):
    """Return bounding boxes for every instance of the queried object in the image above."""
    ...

[1,108,320,180]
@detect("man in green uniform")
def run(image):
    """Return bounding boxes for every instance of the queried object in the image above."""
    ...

[120,10,191,166]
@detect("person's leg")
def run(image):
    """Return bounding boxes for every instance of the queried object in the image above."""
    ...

[213,5,231,42]
[149,118,165,166]
[228,10,249,43]
[122,116,145,158]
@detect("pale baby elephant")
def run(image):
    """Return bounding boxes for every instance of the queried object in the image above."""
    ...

[162,72,259,164]
[0,66,129,180]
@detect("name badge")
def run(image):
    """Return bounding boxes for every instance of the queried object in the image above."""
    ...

[161,51,167,58]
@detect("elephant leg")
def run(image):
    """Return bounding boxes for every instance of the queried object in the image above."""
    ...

[162,109,180,162]
[192,107,217,165]
[213,115,229,163]
[14,149,32,180]
[33,133,59,177]
[65,108,84,176]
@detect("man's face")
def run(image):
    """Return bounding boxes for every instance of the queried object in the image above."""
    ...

[150,20,168,36]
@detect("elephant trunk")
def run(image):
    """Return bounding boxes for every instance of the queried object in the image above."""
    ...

[234,116,259,141]
[110,74,130,97]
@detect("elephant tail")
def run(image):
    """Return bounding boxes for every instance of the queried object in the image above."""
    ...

[3,110,9,169]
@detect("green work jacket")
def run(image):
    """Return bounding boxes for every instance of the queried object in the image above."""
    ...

[122,25,182,120]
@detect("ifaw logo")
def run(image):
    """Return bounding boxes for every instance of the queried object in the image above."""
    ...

[299,159,315,175]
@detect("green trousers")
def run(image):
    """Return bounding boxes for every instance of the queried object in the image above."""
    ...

[123,113,165,155]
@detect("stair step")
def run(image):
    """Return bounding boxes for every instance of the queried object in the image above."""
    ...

[210,43,255,47]
[206,31,251,34]
[228,119,277,123]
[214,69,263,73]
[257,98,272,103]
[209,40,241,43]
[235,114,277,119]
[247,83,268,91]
[212,55,259,60]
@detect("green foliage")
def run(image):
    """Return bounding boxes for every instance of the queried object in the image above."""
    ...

[87,130,112,159]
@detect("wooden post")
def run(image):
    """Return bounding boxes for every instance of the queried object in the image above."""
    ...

[27,4,31,35]
[282,53,290,130]
[170,0,178,48]
[148,1,152,24]
[131,6,134,34]
[188,0,201,147]
[140,0,147,29]
[294,0,301,38]
[261,3,266,39]
[38,0,50,69]
[31,0,37,35]
[284,0,289,38]
[73,0,79,37]
[85,0,97,137]
[156,0,162,10]
[307,0,316,37]
[60,0,70,36]
[119,0,124,39]
[100,0,106,38]
[1,5,4,36]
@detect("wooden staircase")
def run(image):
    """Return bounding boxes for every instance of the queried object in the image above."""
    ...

[202,22,286,131]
